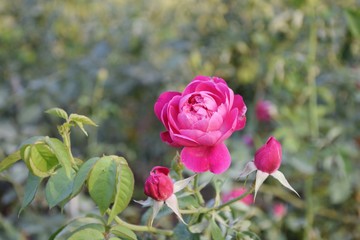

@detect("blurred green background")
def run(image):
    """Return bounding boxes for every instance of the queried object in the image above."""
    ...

[0,0,359,239]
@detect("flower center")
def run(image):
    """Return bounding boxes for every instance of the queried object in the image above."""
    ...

[183,94,214,120]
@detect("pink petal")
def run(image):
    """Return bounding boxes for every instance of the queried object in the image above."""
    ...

[171,133,199,147]
[207,112,223,131]
[233,95,247,130]
[180,143,231,174]
[154,91,180,120]
[160,131,181,147]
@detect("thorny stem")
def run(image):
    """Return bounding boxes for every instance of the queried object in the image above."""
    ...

[107,210,173,236]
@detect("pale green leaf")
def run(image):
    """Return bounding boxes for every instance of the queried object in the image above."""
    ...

[110,225,137,240]
[45,167,76,208]
[46,108,69,120]
[210,220,224,240]
[29,143,59,177]
[88,156,117,215]
[19,172,42,214]
[69,114,97,126]
[0,150,21,172]
[71,157,100,198]
[51,217,104,240]
[108,162,134,223]
[45,137,73,177]
[67,228,104,240]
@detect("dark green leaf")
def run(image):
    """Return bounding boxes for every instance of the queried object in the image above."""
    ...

[46,108,69,120]
[108,160,134,223]
[345,9,360,38]
[45,137,73,177]
[88,156,117,215]
[19,172,42,214]
[0,150,21,172]
[110,225,137,240]
[45,167,76,208]
[71,157,100,198]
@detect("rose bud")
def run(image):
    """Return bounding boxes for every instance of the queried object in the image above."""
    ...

[255,100,277,122]
[136,166,195,226]
[239,136,299,200]
[144,166,173,201]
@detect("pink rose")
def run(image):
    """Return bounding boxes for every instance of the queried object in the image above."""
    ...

[144,166,173,201]
[154,76,247,174]
[254,136,282,174]
[222,187,253,205]
[255,100,277,122]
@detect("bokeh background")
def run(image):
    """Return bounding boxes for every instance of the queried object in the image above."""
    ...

[0,0,359,239]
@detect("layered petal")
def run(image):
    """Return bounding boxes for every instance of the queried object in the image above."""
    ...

[180,143,231,174]
[154,91,181,120]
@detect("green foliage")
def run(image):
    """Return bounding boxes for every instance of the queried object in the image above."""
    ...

[45,167,76,208]
[0,0,359,239]
[87,157,117,215]
[110,225,137,240]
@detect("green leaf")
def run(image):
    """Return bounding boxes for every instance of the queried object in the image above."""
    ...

[238,231,261,240]
[0,150,21,172]
[345,9,360,38]
[29,143,59,177]
[88,156,117,215]
[19,172,42,214]
[67,228,104,240]
[71,157,100,198]
[110,225,137,240]
[45,137,73,177]
[69,114,97,136]
[69,114,97,126]
[46,108,69,120]
[45,167,76,208]
[107,160,134,223]
[210,220,224,240]
[51,217,104,240]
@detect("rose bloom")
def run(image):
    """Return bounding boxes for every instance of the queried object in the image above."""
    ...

[154,76,247,174]
[222,187,253,205]
[255,100,277,122]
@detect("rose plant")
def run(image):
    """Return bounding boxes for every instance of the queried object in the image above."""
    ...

[0,76,299,239]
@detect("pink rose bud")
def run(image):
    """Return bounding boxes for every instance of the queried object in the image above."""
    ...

[273,203,287,219]
[255,100,277,122]
[144,166,174,201]
[222,187,253,205]
[254,137,282,174]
